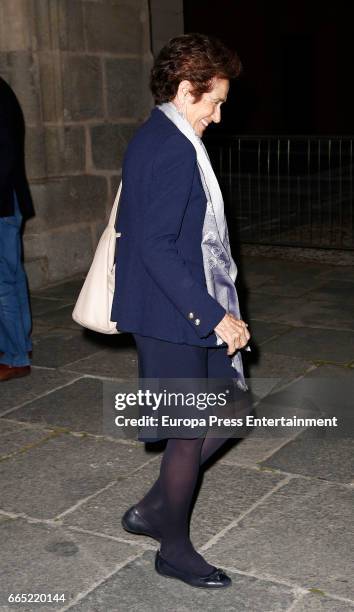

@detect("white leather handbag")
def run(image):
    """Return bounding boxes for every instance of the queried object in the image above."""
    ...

[72,181,122,334]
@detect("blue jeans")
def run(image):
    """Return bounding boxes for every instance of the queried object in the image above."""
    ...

[0,193,32,366]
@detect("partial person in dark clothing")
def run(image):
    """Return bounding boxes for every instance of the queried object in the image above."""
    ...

[0,76,34,381]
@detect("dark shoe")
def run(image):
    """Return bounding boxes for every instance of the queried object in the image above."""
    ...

[121,505,161,542]
[155,551,232,588]
[0,364,31,382]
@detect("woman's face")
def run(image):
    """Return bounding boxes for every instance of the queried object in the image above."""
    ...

[180,77,230,138]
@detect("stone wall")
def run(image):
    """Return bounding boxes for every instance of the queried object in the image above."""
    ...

[150,0,184,55]
[0,0,153,289]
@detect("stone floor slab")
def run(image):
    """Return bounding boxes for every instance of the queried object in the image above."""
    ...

[261,363,354,415]
[0,517,143,612]
[62,347,139,378]
[32,304,82,331]
[61,458,162,541]
[33,328,136,376]
[246,320,292,345]
[284,299,354,331]
[0,421,54,458]
[291,592,354,611]
[6,377,135,437]
[32,330,106,368]
[242,270,274,289]
[0,367,80,415]
[306,279,354,302]
[32,277,85,301]
[30,296,74,317]
[247,292,293,320]
[252,276,325,298]
[0,514,12,524]
[190,463,287,548]
[62,460,285,549]
[319,266,354,282]
[68,550,296,612]
[261,429,354,483]
[242,257,328,280]
[206,478,354,600]
[31,319,57,337]
[261,327,354,363]
[246,352,315,391]
[219,432,298,467]
[0,433,153,519]
[305,362,354,381]
[248,294,354,331]
[218,398,310,467]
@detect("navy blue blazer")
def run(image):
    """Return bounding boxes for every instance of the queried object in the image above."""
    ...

[110,107,227,347]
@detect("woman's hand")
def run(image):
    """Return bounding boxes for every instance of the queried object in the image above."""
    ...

[214,313,251,356]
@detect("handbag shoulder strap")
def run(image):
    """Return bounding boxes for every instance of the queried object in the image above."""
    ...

[108,180,122,228]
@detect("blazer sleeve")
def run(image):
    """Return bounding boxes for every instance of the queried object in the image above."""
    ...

[139,133,226,339]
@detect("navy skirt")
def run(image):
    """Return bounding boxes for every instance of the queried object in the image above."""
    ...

[133,333,251,442]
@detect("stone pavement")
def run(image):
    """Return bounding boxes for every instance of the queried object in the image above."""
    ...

[0,256,353,612]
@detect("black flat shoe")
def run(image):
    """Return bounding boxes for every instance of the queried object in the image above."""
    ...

[121,505,161,542]
[155,551,232,589]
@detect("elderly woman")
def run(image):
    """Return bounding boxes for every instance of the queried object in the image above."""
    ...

[111,33,251,588]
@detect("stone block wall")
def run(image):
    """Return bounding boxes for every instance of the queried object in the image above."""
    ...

[150,0,184,55]
[0,0,153,289]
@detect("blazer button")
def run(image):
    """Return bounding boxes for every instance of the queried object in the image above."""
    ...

[188,312,194,319]
[195,318,201,326]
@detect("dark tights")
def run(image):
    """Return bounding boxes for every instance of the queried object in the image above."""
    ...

[135,436,229,576]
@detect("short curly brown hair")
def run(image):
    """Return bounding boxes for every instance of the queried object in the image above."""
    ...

[150,33,242,104]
